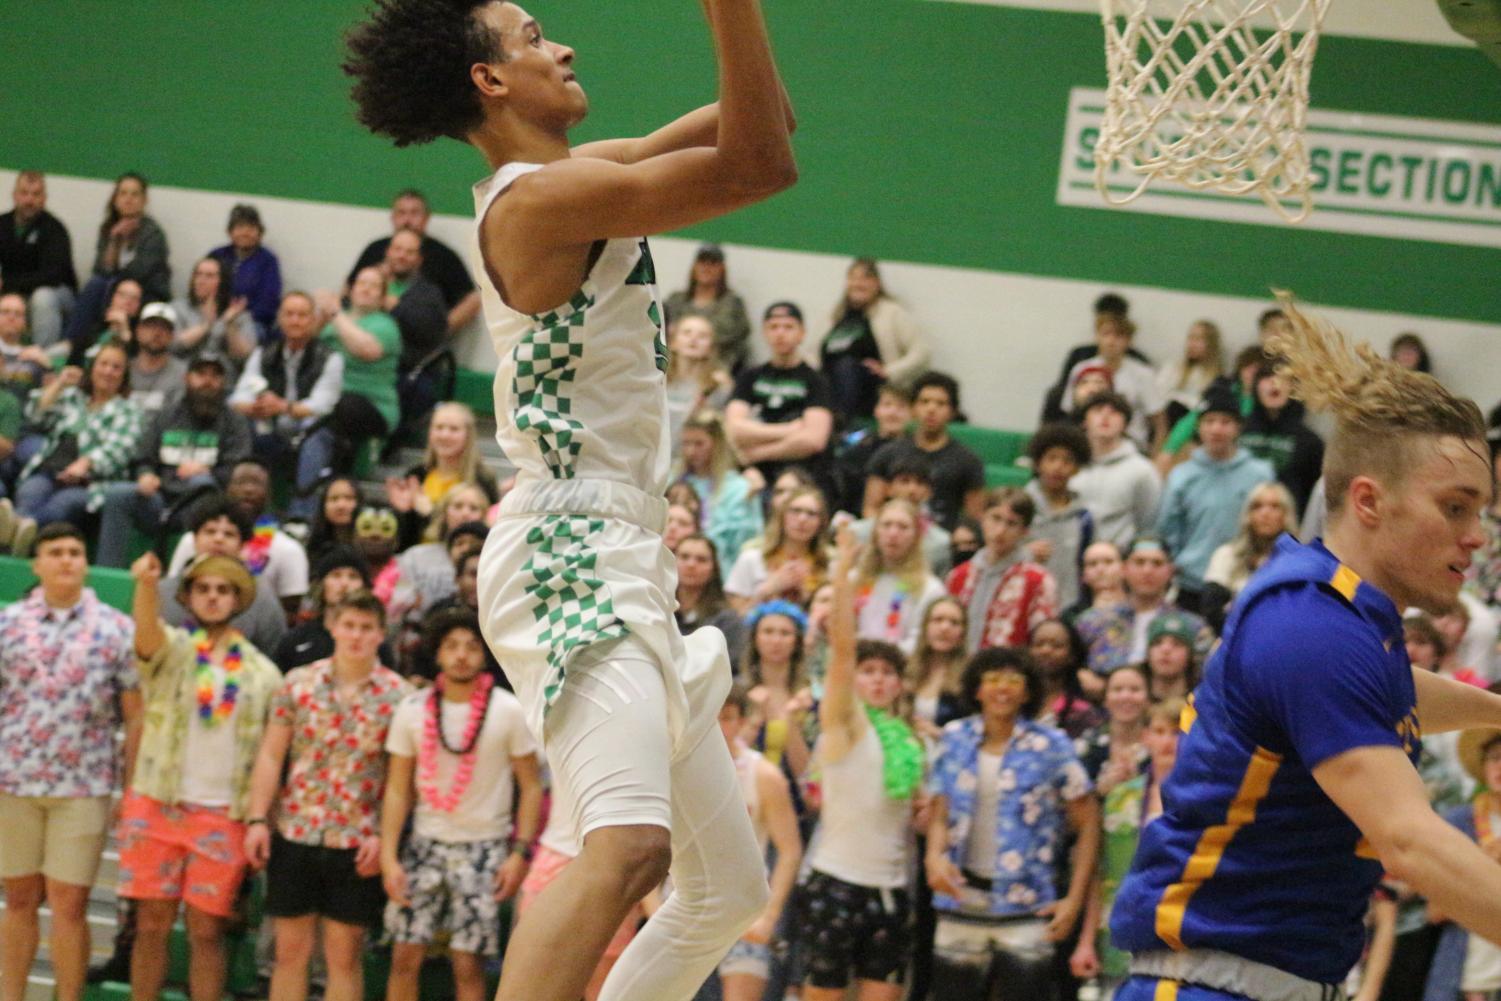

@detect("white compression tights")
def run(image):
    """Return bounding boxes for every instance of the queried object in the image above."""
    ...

[545,647,769,1001]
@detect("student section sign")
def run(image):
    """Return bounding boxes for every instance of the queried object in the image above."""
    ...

[1058,86,1501,248]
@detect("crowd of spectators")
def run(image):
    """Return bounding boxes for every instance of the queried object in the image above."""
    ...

[0,167,1496,1001]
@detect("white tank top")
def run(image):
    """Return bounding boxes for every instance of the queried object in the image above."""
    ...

[470,162,671,493]
[810,722,913,889]
[734,744,770,861]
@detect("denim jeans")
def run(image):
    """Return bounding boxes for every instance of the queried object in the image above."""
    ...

[95,474,218,568]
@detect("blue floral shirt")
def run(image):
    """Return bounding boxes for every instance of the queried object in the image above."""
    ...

[928,715,1092,916]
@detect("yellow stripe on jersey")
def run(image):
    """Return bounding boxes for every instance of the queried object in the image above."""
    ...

[1355,837,1380,860]
[1153,980,1181,1001]
[1154,746,1284,950]
[1330,564,1361,603]
[1180,694,1197,734]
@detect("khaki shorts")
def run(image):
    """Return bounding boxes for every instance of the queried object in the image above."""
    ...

[0,793,111,886]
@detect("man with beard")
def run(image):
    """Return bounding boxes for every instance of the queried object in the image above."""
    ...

[95,350,251,567]
[0,171,77,349]
[166,460,310,620]
[381,228,451,440]
[127,303,187,421]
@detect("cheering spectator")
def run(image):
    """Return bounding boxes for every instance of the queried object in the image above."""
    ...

[385,402,499,539]
[0,170,76,347]
[850,450,953,577]
[1239,361,1325,517]
[726,302,835,497]
[346,189,480,334]
[925,647,1098,1000]
[1074,536,1212,677]
[817,257,929,421]
[13,342,143,548]
[742,601,815,785]
[208,204,281,335]
[1061,312,1165,452]
[677,409,763,563]
[66,276,143,367]
[1075,540,1127,623]
[274,545,397,674]
[381,609,541,1001]
[907,597,970,742]
[65,172,171,351]
[866,371,985,531]
[127,303,188,420]
[1155,382,1274,610]
[304,272,401,485]
[158,496,289,655]
[0,523,142,1001]
[1072,663,1150,795]
[232,291,346,519]
[1024,423,1095,610]
[1069,391,1161,549]
[946,487,1059,653]
[124,549,281,1001]
[1204,481,1299,598]
[1154,319,1224,426]
[172,256,256,365]
[166,460,311,618]
[1070,696,1183,996]
[797,530,925,1000]
[725,484,832,614]
[663,243,752,371]
[665,313,734,453]
[853,497,946,652]
[833,382,911,516]
[95,351,250,568]
[715,682,802,1001]
[675,533,748,665]
[244,591,412,1001]
[389,483,490,616]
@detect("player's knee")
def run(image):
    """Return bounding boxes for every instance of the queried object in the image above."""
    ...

[588,824,672,899]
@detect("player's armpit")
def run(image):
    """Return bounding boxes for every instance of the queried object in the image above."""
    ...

[500,148,794,251]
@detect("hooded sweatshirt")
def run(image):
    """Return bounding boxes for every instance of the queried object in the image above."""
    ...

[1069,439,1162,549]
[1240,398,1325,517]
[1025,479,1094,609]
[1156,446,1275,588]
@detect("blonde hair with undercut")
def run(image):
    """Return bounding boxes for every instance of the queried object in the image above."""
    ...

[1266,292,1485,517]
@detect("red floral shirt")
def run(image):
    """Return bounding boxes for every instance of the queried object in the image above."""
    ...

[270,658,410,848]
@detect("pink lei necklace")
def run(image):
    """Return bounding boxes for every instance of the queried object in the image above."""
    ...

[418,673,494,813]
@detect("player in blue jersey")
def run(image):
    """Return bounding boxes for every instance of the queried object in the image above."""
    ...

[343,3,795,1001]
[1110,297,1501,1001]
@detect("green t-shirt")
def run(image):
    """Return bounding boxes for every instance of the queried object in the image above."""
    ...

[320,310,401,431]
[1098,773,1149,978]
[0,389,20,442]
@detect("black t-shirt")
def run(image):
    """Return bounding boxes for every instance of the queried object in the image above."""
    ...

[867,435,985,531]
[348,235,476,309]
[731,361,835,489]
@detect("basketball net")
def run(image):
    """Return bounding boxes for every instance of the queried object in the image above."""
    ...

[1094,0,1331,223]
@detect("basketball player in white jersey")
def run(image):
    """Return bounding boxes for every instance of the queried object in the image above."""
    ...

[343,3,796,1000]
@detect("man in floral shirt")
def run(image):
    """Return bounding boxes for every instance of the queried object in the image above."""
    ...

[924,646,1098,1001]
[0,522,142,1001]
[121,550,282,1001]
[243,590,409,1001]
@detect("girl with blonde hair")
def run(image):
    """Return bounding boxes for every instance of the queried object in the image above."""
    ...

[676,409,762,561]
[1156,319,1225,425]
[665,313,734,453]
[386,401,499,545]
[1203,480,1299,597]
[725,485,832,614]
[851,498,946,653]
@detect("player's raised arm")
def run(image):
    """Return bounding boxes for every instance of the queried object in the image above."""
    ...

[499,0,797,246]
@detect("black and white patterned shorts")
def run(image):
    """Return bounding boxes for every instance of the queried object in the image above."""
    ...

[383,835,507,956]
[793,868,912,989]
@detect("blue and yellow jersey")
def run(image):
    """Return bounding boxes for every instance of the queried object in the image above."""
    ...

[1110,536,1418,985]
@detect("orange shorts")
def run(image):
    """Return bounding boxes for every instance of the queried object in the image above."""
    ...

[116,792,249,918]
[518,844,640,958]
